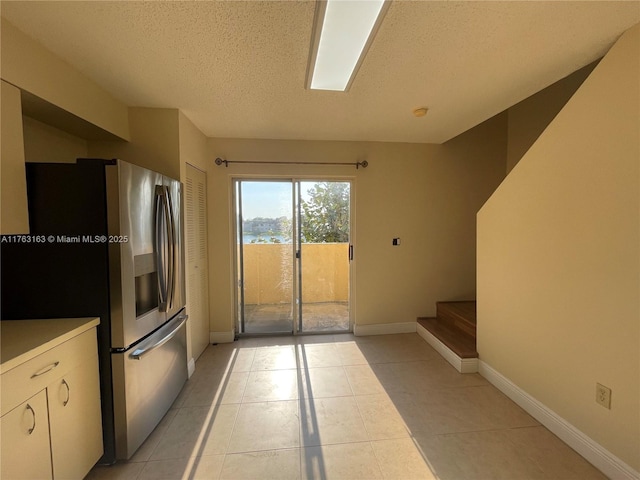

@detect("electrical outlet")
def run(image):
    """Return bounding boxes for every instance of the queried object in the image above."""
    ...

[596,383,612,409]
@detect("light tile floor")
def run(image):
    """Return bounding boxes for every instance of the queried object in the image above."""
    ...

[87,333,607,480]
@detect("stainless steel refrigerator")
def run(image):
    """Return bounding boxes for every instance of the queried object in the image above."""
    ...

[1,158,188,462]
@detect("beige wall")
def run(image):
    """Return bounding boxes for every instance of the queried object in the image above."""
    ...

[89,108,181,179]
[208,120,506,335]
[477,23,639,471]
[22,116,88,163]
[506,62,596,174]
[1,18,129,140]
[178,112,210,177]
[0,80,29,233]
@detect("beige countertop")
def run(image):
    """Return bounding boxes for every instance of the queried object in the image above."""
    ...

[0,318,100,374]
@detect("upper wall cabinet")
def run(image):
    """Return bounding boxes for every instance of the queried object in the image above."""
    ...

[1,80,29,234]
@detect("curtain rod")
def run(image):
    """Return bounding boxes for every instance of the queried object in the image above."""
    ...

[214,157,368,169]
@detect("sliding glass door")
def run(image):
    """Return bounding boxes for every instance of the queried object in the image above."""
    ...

[297,181,351,333]
[234,179,352,335]
[236,180,294,334]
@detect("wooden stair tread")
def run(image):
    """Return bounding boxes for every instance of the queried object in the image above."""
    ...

[418,317,478,358]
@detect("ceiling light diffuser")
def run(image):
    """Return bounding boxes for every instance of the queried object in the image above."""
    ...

[307,0,390,92]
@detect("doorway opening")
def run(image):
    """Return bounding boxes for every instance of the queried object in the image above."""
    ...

[234,179,352,335]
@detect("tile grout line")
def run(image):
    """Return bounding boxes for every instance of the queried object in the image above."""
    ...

[349,366,388,480]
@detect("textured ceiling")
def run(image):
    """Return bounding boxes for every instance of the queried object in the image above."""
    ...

[1,1,639,144]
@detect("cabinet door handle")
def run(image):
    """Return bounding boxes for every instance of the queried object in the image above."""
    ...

[30,361,60,378]
[25,403,36,435]
[62,379,70,407]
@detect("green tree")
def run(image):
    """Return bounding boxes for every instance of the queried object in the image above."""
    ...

[300,182,350,243]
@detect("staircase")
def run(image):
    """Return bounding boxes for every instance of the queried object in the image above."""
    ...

[417,301,478,373]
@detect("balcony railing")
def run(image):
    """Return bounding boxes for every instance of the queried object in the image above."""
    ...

[242,243,349,332]
[242,242,348,304]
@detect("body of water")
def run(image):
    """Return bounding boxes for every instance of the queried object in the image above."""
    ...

[242,233,290,244]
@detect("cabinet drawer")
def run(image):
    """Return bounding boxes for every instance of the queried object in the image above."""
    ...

[1,329,97,416]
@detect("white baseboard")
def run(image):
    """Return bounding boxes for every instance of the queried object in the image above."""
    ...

[416,323,478,373]
[210,330,235,344]
[479,361,639,480]
[353,321,416,336]
[187,358,196,378]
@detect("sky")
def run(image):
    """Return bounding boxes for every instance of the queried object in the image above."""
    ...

[239,181,293,219]
[239,181,337,219]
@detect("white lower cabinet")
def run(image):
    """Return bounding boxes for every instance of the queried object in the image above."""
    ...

[48,354,103,479]
[1,323,103,480]
[1,390,53,480]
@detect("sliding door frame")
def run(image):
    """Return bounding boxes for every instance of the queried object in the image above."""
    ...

[231,175,355,336]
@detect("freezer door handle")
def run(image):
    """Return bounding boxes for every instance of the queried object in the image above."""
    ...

[129,314,188,360]
[155,186,168,311]
[165,187,177,310]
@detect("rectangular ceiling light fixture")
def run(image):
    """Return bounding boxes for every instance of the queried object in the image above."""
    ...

[307,0,390,92]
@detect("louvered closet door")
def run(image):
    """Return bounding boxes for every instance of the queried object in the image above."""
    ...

[186,164,210,360]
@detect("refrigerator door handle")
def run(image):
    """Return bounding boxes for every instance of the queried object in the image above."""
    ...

[160,186,173,312]
[129,314,188,360]
[165,188,177,309]
[155,186,168,311]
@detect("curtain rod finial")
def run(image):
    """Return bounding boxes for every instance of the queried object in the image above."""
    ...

[215,158,228,167]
